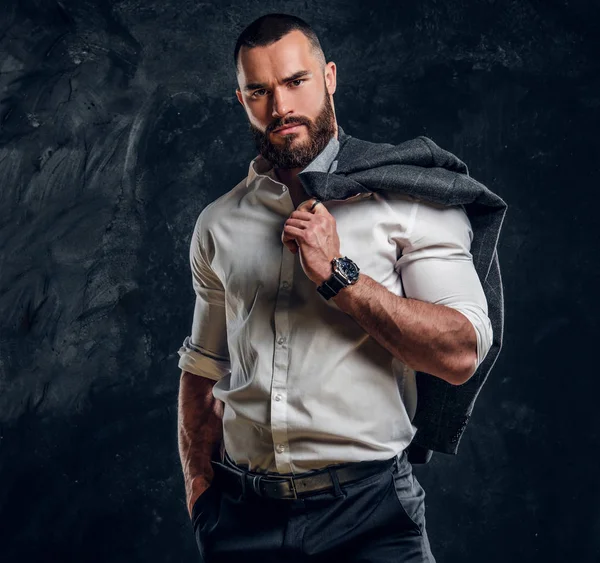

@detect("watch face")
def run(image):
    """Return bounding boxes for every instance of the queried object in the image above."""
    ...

[336,257,360,282]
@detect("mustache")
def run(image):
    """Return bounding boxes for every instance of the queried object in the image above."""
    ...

[267,117,310,134]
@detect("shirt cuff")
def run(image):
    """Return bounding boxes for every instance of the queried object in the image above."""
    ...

[177,336,231,381]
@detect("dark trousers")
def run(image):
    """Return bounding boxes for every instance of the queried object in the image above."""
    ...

[192,450,436,563]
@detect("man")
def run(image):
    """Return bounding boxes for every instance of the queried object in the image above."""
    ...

[177,13,494,563]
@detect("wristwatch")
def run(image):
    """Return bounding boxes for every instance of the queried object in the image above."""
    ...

[316,256,360,300]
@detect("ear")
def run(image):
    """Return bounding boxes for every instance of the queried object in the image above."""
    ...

[325,62,337,96]
[236,88,245,108]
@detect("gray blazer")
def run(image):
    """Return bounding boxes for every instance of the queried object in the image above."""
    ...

[299,126,508,462]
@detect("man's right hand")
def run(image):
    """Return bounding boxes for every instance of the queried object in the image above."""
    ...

[188,475,213,519]
[177,370,224,520]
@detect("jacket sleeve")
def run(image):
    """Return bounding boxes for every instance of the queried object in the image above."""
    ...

[394,200,493,370]
[177,212,231,381]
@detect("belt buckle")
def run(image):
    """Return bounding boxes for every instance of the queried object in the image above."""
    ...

[249,473,298,500]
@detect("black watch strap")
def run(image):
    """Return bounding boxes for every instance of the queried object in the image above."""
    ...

[317,273,346,300]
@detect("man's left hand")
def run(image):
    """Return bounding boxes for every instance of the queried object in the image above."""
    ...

[282,198,341,286]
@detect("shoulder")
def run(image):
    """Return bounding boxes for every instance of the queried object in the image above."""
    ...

[191,176,248,257]
[194,176,248,232]
[338,129,432,162]
[339,128,468,175]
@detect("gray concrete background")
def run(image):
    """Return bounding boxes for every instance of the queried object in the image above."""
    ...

[1,1,598,561]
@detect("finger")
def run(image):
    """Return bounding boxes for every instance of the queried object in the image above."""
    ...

[283,225,307,240]
[288,210,314,220]
[285,218,310,229]
[310,200,329,215]
[281,232,299,254]
[296,198,320,212]
[284,240,298,253]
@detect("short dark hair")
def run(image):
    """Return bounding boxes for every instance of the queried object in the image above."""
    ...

[233,13,326,73]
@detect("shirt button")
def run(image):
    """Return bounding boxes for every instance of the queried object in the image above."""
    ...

[274,394,282,402]
[281,281,289,288]
[282,186,287,192]
[277,337,286,345]
[276,444,285,453]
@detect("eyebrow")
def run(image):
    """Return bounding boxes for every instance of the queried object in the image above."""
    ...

[243,70,312,92]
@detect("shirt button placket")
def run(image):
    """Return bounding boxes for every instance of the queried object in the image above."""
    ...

[271,246,294,473]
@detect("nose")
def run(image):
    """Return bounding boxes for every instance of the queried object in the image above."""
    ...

[271,87,292,119]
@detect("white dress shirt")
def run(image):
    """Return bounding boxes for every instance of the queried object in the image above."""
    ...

[177,135,493,475]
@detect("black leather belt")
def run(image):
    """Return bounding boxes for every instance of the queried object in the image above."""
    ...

[210,454,397,500]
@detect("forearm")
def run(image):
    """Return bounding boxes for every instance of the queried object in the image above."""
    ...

[331,273,478,385]
[177,370,224,518]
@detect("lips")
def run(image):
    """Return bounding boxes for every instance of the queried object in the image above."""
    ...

[273,123,305,134]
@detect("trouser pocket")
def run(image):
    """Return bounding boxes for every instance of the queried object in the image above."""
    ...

[192,485,221,533]
[193,475,224,561]
[387,454,425,536]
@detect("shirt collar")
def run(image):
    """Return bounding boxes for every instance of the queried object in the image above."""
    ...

[246,131,340,189]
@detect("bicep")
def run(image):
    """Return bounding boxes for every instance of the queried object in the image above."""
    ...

[395,202,493,367]
[178,213,231,382]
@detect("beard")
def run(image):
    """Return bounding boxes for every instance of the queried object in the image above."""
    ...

[248,89,336,170]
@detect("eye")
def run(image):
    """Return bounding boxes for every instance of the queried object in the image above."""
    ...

[251,89,268,98]
[290,79,304,87]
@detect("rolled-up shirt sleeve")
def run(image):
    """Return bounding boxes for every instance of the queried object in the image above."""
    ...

[394,200,493,369]
[177,212,231,381]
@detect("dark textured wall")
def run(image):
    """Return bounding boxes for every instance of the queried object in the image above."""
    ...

[1,1,598,561]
